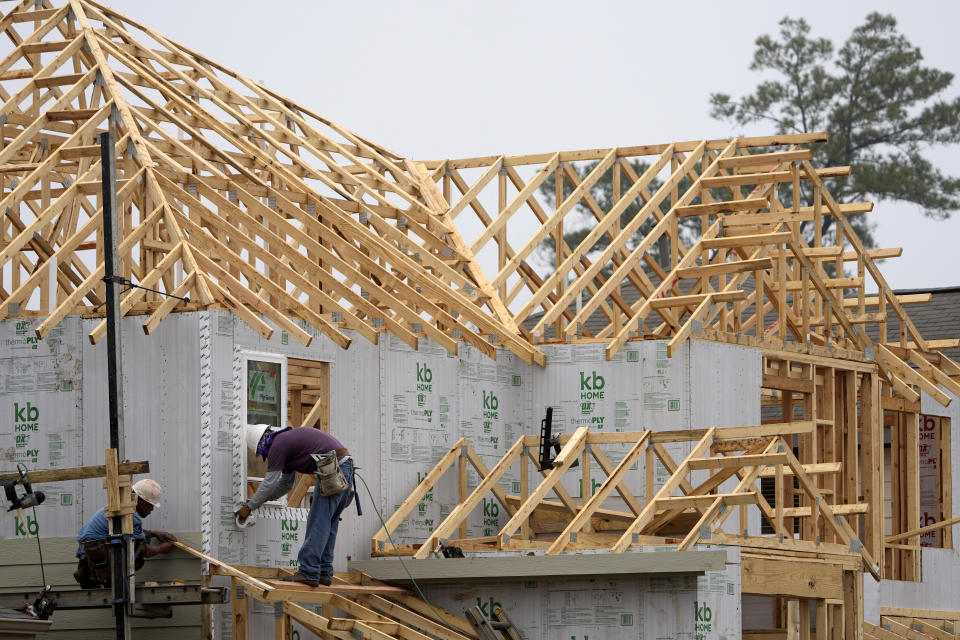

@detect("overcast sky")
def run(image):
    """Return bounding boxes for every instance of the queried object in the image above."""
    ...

[106,0,959,292]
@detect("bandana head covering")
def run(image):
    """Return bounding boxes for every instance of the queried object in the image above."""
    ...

[256,426,291,460]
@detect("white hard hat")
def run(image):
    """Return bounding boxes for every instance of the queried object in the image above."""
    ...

[132,478,163,506]
[245,424,274,452]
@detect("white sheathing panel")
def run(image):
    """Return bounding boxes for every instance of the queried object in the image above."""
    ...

[328,331,382,565]
[0,316,83,539]
[532,342,656,508]
[0,313,201,540]
[423,547,741,640]
[527,340,761,516]
[379,336,461,544]
[208,312,380,639]
[880,548,960,614]
[920,388,960,551]
[375,337,533,544]
[80,314,202,533]
[688,340,761,428]
[455,343,533,537]
[689,340,762,536]
[863,572,880,624]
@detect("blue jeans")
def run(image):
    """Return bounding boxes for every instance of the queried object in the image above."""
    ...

[298,462,354,580]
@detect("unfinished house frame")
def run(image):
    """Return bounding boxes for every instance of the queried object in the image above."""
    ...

[0,1,958,639]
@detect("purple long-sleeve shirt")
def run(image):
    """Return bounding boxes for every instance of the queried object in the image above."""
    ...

[245,428,345,510]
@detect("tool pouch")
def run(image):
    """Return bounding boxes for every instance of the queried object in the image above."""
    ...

[312,451,348,497]
[81,540,112,585]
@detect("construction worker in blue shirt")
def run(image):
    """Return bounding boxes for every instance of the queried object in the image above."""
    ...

[74,478,178,588]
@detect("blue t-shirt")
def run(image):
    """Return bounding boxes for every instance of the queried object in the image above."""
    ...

[76,507,144,557]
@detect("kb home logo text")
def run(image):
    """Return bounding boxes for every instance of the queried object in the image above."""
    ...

[14,401,39,430]
[13,402,40,464]
[482,391,498,417]
[481,390,498,435]
[416,363,432,391]
[579,370,605,399]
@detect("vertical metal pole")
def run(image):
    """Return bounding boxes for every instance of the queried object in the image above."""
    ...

[100,130,129,640]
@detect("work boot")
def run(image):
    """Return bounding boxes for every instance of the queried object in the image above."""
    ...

[290,572,319,588]
[318,576,332,586]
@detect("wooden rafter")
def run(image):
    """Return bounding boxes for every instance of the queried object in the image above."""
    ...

[1,1,955,392]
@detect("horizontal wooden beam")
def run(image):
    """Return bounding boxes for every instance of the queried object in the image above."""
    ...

[424,132,829,170]
[656,493,756,509]
[716,149,812,169]
[675,258,773,280]
[46,108,99,121]
[845,294,930,308]
[9,8,58,22]
[758,462,842,478]
[686,453,788,470]
[701,166,850,189]
[699,232,791,250]
[780,503,867,517]
[0,460,150,483]
[724,202,872,226]
[741,556,843,599]
[768,247,902,261]
[648,290,746,309]
[761,373,814,393]
[676,198,766,218]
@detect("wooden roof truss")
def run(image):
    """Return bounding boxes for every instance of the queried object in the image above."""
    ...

[372,422,880,577]
[0,1,956,395]
[0,0,541,363]
[425,135,960,396]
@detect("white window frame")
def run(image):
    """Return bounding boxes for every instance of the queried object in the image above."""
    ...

[240,350,288,508]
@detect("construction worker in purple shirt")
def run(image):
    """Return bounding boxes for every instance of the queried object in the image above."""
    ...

[74,478,178,588]
[235,425,356,587]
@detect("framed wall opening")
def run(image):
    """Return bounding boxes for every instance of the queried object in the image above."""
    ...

[236,352,331,510]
